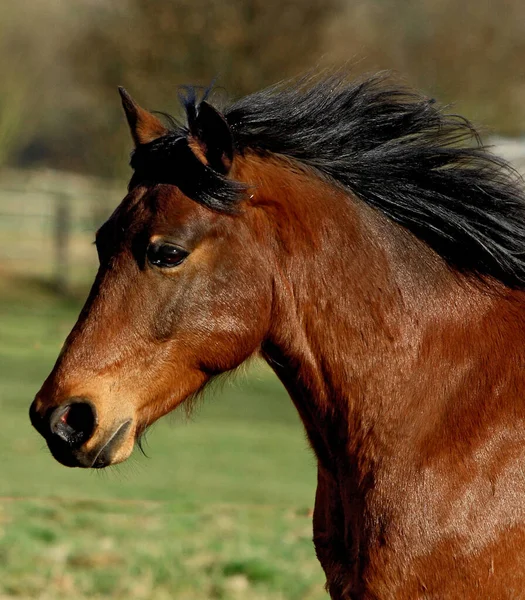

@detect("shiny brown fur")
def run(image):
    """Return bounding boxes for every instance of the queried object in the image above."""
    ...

[32,90,525,599]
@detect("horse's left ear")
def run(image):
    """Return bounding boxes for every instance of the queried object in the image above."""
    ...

[187,101,234,175]
[118,87,168,147]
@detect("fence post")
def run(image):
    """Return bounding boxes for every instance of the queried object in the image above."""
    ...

[54,192,70,296]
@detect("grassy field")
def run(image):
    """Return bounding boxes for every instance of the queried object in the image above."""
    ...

[0,277,325,599]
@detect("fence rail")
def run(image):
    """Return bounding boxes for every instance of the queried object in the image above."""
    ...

[0,168,123,294]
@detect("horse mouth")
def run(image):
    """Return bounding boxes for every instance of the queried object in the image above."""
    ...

[47,419,133,468]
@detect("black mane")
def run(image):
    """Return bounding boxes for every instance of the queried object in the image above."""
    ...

[135,73,525,288]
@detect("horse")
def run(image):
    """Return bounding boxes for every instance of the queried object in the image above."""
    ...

[30,72,525,599]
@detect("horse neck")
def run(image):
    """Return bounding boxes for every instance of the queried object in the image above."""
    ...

[239,155,525,480]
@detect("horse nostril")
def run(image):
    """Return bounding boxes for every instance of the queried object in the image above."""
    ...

[49,401,97,447]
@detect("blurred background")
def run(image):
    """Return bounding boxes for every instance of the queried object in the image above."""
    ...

[1,0,525,598]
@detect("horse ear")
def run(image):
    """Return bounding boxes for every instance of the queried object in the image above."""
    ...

[187,101,234,175]
[118,87,168,146]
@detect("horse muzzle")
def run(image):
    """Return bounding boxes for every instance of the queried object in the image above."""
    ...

[29,397,134,468]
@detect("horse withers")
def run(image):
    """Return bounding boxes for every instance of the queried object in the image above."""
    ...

[30,73,525,598]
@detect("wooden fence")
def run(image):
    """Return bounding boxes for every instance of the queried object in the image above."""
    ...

[0,168,123,294]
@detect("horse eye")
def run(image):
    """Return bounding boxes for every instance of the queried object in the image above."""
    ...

[147,242,188,268]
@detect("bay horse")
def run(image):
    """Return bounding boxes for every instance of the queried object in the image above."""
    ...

[30,72,525,598]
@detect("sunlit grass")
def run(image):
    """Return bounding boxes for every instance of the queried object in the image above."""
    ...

[1,498,324,599]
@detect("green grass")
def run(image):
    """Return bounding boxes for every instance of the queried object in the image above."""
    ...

[1,498,323,600]
[0,277,325,599]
